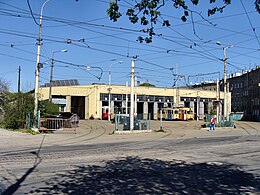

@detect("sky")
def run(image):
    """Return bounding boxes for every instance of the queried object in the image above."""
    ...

[0,0,259,92]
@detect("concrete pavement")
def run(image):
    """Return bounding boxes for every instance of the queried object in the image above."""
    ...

[0,120,260,194]
[0,120,259,152]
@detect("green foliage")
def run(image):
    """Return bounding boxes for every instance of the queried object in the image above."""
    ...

[39,100,59,118]
[107,0,260,43]
[107,1,122,22]
[256,0,260,13]
[139,82,156,87]
[2,92,34,129]
[15,129,40,135]
[0,78,8,115]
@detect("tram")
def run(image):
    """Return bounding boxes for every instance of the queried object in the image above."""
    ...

[158,107,180,120]
[179,107,195,120]
[158,107,194,121]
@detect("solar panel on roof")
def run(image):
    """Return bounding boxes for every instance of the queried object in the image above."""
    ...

[42,79,80,87]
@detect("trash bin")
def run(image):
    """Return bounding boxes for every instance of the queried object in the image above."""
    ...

[123,117,139,130]
[141,122,148,130]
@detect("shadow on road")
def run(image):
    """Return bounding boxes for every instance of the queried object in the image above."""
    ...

[30,156,260,194]
[1,134,46,195]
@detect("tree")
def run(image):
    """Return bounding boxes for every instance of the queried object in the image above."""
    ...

[2,92,34,129]
[0,78,9,116]
[39,100,59,118]
[107,0,260,43]
[0,77,35,129]
[139,82,156,87]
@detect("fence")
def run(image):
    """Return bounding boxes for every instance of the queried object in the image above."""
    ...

[28,112,79,131]
[40,118,64,130]
[205,114,234,127]
[229,112,244,121]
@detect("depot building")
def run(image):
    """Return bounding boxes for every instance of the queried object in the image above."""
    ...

[38,80,231,120]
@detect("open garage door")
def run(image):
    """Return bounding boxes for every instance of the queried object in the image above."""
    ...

[71,96,85,119]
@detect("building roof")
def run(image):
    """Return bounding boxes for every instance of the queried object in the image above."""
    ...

[42,79,79,87]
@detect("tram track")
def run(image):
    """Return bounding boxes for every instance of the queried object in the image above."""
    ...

[0,121,107,157]
[0,121,259,162]
[0,127,175,162]
[227,121,260,144]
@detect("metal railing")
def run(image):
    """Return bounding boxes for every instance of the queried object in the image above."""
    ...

[39,114,79,131]
[205,114,234,127]
[40,118,64,131]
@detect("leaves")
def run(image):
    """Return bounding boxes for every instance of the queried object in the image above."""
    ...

[107,1,122,22]
[256,0,260,13]
[191,0,199,5]
[162,20,170,26]
[107,0,259,44]
[141,16,149,25]
[181,15,187,22]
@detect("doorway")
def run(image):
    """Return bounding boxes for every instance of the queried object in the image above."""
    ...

[71,96,85,119]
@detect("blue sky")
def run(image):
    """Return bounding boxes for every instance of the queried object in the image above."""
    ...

[0,0,259,91]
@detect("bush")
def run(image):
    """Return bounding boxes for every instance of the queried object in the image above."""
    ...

[3,108,20,129]
[39,100,59,118]
[1,92,34,129]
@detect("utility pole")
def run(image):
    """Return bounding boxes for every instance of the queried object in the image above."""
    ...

[216,79,220,124]
[33,0,51,129]
[108,61,123,122]
[49,49,68,102]
[216,41,233,121]
[126,81,128,115]
[108,68,112,122]
[49,57,54,102]
[130,60,135,130]
[17,65,21,112]
[197,91,200,121]
[175,63,179,107]
[223,47,227,120]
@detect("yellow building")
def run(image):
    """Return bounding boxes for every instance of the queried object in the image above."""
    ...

[39,82,231,120]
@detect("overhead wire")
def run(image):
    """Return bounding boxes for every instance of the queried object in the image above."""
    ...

[1,1,259,84]
[239,0,260,46]
[26,0,39,26]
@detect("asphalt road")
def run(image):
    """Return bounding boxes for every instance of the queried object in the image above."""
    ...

[0,120,259,194]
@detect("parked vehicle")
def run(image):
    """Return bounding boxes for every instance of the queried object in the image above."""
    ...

[158,107,179,120]
[158,107,194,121]
[179,107,195,120]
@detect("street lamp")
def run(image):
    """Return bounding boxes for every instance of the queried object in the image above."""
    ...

[49,49,68,102]
[216,41,233,120]
[108,60,123,121]
[33,0,52,130]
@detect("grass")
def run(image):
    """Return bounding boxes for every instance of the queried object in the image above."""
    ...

[14,129,41,135]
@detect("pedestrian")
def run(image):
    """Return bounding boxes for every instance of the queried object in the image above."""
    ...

[209,116,216,131]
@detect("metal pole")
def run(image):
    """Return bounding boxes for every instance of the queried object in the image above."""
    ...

[108,67,111,122]
[217,42,232,121]
[126,81,128,115]
[223,47,227,120]
[49,56,54,102]
[160,109,163,130]
[33,0,51,128]
[134,93,137,116]
[216,79,220,124]
[175,63,179,107]
[130,60,135,130]
[108,61,123,121]
[49,50,67,102]
[17,65,21,112]
[197,91,200,121]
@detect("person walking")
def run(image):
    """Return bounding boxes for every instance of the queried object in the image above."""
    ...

[209,116,216,131]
